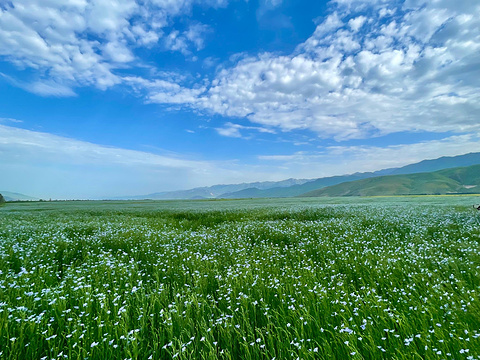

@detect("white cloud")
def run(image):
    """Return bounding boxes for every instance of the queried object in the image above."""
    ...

[0,72,78,97]
[257,134,480,178]
[140,0,480,141]
[378,7,396,19]
[216,123,242,138]
[102,41,135,63]
[29,81,79,97]
[164,23,211,54]
[1,0,479,144]
[0,0,226,94]
[403,7,451,43]
[311,12,343,37]
[215,122,276,138]
[184,23,211,51]
[123,76,206,105]
[332,0,392,12]
[348,15,366,32]
[0,117,23,123]
[0,124,211,169]
[164,30,190,54]
[0,124,250,199]
[0,0,130,92]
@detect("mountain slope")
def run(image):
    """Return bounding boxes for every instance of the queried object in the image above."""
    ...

[389,152,480,175]
[221,152,480,199]
[119,152,480,200]
[119,178,312,200]
[300,164,480,197]
[0,191,38,201]
[219,173,378,198]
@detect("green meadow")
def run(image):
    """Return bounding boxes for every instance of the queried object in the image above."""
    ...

[1,196,480,359]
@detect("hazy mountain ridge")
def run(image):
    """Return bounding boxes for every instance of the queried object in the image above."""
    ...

[300,164,480,197]
[4,153,480,201]
[218,173,378,199]
[388,152,480,175]
[220,152,480,199]
[0,191,39,201]
[118,178,312,200]
[120,152,480,200]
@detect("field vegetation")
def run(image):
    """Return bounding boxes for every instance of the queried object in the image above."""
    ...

[1,197,480,359]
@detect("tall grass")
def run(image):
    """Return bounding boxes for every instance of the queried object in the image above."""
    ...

[1,198,480,359]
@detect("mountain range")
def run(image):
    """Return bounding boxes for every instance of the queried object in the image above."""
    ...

[0,191,39,202]
[121,152,480,199]
[119,178,312,200]
[3,152,480,201]
[301,164,480,197]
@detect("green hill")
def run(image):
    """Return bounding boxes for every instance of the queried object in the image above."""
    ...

[389,152,480,175]
[300,164,480,197]
[220,152,480,199]
[219,173,374,198]
[119,152,480,200]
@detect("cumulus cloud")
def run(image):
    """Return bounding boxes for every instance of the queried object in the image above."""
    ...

[348,15,366,32]
[1,0,479,142]
[0,0,224,94]
[216,123,243,138]
[142,0,480,140]
[123,76,206,105]
[164,23,211,55]
[184,23,211,51]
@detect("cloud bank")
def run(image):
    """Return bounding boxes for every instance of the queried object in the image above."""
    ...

[1,0,478,139]
[0,0,228,95]
[143,0,480,140]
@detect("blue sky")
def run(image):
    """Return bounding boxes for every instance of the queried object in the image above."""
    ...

[1,0,479,199]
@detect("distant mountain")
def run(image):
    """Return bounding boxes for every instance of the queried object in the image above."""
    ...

[300,164,480,197]
[219,152,480,199]
[118,178,312,200]
[389,152,480,175]
[219,173,379,198]
[0,191,38,201]
[119,152,480,200]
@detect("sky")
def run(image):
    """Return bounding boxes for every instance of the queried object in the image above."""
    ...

[0,0,479,199]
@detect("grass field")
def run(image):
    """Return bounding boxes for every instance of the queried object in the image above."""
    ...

[1,196,480,359]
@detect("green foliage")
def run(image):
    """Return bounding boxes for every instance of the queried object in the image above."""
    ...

[0,193,5,205]
[0,197,480,359]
